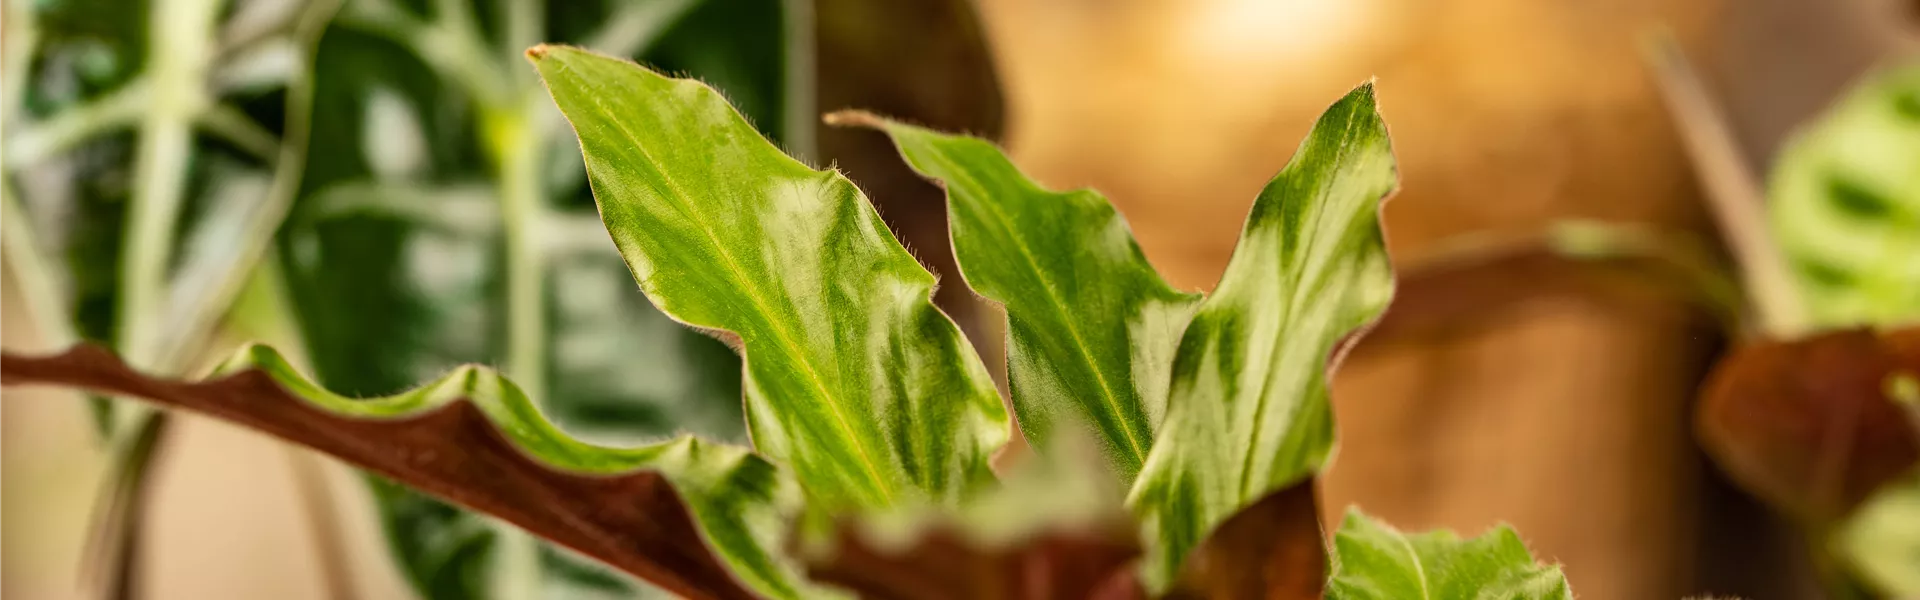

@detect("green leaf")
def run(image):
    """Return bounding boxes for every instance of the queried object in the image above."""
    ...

[0,343,811,599]
[1127,83,1396,588]
[1327,509,1571,600]
[290,13,779,594]
[840,112,1200,481]
[529,45,1009,509]
[1838,473,1920,597]
[1769,61,1920,329]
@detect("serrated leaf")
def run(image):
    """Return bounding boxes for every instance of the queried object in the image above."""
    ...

[0,344,809,600]
[1126,83,1396,588]
[529,45,1009,509]
[1326,509,1571,600]
[840,112,1200,481]
[1768,61,1920,329]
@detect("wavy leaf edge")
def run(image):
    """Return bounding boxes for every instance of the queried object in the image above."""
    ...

[0,342,811,600]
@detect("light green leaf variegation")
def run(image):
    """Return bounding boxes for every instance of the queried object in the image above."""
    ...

[1838,472,1920,597]
[529,46,1009,509]
[844,113,1201,481]
[1769,61,1920,329]
[1327,509,1571,600]
[1128,83,1396,588]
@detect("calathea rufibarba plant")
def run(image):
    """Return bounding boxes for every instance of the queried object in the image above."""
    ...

[0,45,1571,598]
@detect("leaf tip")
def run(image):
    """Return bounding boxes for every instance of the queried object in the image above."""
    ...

[1344,79,1380,111]
[524,44,553,62]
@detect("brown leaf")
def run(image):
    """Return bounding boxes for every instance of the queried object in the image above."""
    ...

[1697,327,1920,523]
[1164,479,1326,600]
[804,514,1142,600]
[0,345,756,600]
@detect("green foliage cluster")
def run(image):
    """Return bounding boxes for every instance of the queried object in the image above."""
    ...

[4,2,1580,598]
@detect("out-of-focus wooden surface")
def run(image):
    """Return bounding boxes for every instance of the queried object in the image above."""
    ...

[976,0,1904,597]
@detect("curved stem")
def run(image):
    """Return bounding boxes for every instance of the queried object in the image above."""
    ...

[119,0,221,372]
[156,0,342,375]
[0,0,76,350]
[4,78,153,170]
[781,0,816,162]
[489,99,548,600]
[1642,31,1810,338]
[196,104,282,164]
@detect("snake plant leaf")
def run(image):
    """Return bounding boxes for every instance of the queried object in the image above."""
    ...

[1326,509,1571,600]
[0,344,810,600]
[1127,83,1396,589]
[1769,61,1920,329]
[835,112,1200,481]
[529,45,1009,509]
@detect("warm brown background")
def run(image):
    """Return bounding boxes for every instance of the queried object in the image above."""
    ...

[5,0,1915,598]
[978,0,1911,598]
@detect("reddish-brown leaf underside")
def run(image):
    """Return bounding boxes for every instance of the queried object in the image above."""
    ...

[804,516,1144,600]
[0,345,756,600]
[1166,479,1326,600]
[1697,327,1920,523]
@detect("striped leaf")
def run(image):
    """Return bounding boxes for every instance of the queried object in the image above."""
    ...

[845,113,1201,481]
[1127,83,1397,588]
[1769,62,1920,329]
[529,46,1009,509]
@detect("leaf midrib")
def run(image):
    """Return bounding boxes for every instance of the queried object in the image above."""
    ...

[1394,534,1433,599]
[563,61,896,504]
[928,146,1150,465]
[1233,107,1367,502]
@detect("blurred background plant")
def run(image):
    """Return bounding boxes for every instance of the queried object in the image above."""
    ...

[6,0,1920,599]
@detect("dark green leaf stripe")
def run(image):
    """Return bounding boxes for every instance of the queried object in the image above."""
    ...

[1128,83,1397,588]
[1768,61,1920,329]
[846,113,1201,481]
[529,46,1008,509]
[1328,509,1571,600]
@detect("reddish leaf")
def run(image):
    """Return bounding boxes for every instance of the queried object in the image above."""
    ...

[0,345,759,599]
[1697,327,1920,523]
[805,518,1142,600]
[1165,479,1327,600]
